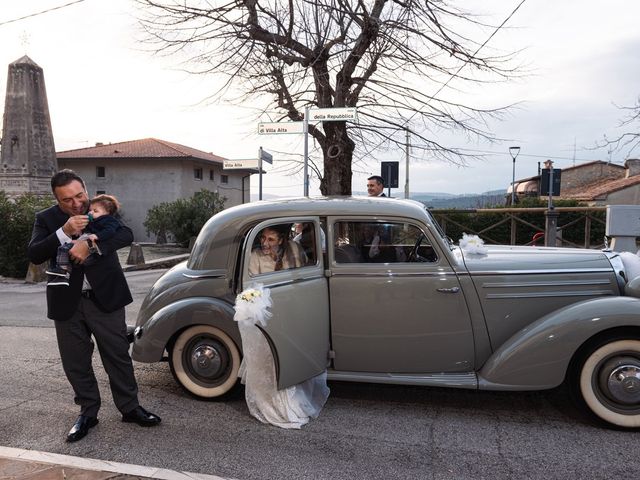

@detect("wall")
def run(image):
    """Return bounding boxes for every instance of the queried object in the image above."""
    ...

[600,187,640,206]
[58,157,248,242]
[561,162,625,190]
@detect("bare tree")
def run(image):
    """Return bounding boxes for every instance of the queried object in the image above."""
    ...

[601,97,640,158]
[137,0,519,195]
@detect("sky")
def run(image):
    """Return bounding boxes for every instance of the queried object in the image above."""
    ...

[1,0,639,198]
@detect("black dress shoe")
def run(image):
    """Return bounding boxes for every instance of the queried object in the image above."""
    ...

[66,415,98,442]
[121,406,161,426]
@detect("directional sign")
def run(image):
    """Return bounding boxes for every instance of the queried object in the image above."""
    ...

[258,122,304,135]
[308,107,357,122]
[223,159,259,170]
[259,148,273,164]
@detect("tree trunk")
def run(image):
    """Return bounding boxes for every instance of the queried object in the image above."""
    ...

[318,123,355,195]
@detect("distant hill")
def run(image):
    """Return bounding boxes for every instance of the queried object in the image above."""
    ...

[422,194,503,209]
[420,190,507,209]
[361,189,507,208]
[250,190,507,207]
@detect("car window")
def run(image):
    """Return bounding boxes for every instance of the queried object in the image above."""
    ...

[248,222,318,276]
[333,221,437,263]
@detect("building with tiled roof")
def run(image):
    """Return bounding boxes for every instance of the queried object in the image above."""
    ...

[58,138,253,242]
[562,169,640,203]
[509,159,640,206]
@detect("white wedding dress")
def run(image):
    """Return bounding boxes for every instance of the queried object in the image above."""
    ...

[234,286,329,429]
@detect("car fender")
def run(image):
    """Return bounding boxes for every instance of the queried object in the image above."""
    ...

[478,296,640,390]
[131,297,240,363]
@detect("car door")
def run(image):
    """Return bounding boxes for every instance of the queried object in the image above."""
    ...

[328,217,475,373]
[241,217,330,389]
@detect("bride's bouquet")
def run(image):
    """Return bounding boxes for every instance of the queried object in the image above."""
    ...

[234,284,272,327]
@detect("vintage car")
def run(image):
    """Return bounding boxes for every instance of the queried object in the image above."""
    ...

[131,197,640,429]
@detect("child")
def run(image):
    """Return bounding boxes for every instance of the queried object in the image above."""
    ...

[46,194,122,286]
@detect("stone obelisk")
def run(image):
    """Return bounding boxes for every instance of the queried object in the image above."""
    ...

[0,56,57,196]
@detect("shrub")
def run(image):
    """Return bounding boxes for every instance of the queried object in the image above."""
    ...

[144,189,226,246]
[0,191,55,278]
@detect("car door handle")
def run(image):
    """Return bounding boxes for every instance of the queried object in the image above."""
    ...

[437,287,460,293]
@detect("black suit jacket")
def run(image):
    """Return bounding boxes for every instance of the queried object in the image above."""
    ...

[28,205,134,321]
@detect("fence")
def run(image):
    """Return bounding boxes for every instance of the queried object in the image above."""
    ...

[430,207,607,249]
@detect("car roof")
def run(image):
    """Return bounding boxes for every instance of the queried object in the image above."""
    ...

[189,196,431,270]
[225,195,426,218]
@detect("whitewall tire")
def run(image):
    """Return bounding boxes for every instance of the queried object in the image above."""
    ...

[170,325,241,399]
[575,338,640,428]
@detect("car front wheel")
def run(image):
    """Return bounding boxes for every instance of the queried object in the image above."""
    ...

[170,325,241,399]
[571,336,640,428]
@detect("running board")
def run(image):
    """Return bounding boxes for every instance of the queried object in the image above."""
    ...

[327,370,478,389]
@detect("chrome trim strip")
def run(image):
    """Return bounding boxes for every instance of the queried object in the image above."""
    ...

[327,370,478,389]
[486,291,613,299]
[329,271,459,277]
[258,275,326,289]
[470,268,612,275]
[182,273,226,279]
[482,279,613,288]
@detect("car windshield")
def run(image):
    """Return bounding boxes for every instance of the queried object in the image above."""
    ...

[422,205,453,249]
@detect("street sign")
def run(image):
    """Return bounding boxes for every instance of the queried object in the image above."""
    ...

[540,168,561,196]
[259,149,273,164]
[381,161,399,189]
[308,107,357,122]
[223,159,259,170]
[258,122,304,135]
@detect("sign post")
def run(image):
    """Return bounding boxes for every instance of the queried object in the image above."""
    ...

[257,147,273,200]
[257,107,358,197]
[303,107,310,196]
[543,160,561,247]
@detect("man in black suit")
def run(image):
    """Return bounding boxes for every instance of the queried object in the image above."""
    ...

[367,175,387,197]
[28,169,161,442]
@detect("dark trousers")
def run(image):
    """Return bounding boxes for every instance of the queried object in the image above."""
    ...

[54,296,139,417]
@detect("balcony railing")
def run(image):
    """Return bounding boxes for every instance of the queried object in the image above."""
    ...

[430,207,607,249]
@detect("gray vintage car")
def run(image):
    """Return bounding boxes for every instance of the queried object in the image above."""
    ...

[131,197,640,428]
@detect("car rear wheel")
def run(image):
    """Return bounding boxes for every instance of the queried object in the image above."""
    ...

[170,325,241,399]
[570,336,640,428]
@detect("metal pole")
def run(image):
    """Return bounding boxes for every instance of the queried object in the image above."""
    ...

[258,146,263,201]
[387,164,391,197]
[544,162,557,247]
[509,146,520,206]
[548,167,554,211]
[404,129,410,199]
[303,106,309,197]
[511,157,516,205]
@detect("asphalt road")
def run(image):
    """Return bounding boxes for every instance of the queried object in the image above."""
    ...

[1,271,638,479]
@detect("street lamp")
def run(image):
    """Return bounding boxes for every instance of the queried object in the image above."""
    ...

[509,146,521,205]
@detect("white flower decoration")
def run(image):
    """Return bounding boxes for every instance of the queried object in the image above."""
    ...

[234,283,273,327]
[459,233,488,255]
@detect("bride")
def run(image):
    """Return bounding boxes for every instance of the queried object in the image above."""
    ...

[234,285,329,429]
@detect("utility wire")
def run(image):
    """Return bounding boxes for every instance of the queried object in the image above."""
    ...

[453,147,603,163]
[431,0,527,100]
[366,0,527,156]
[0,0,86,27]
[377,147,614,165]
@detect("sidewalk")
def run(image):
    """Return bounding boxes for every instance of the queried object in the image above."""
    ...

[0,447,229,480]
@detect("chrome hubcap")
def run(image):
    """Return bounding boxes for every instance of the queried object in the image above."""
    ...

[190,344,222,378]
[601,357,640,405]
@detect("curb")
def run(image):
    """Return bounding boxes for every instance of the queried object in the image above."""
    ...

[122,254,190,272]
[0,446,232,480]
